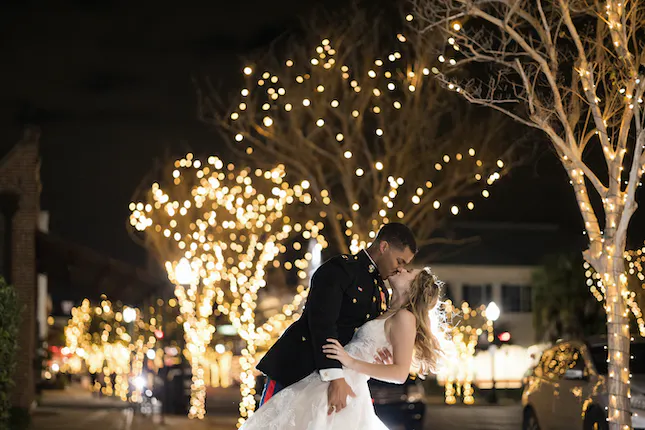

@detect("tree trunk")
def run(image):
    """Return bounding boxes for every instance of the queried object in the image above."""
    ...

[188,347,208,419]
[238,335,258,424]
[588,245,631,430]
[605,252,631,430]
[182,314,212,420]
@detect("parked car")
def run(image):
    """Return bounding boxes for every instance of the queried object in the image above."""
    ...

[370,377,426,430]
[522,337,645,430]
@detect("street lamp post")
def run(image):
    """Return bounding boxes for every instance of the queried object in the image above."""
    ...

[485,301,500,404]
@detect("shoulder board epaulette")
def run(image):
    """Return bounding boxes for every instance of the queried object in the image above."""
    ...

[324,254,359,279]
[327,254,359,271]
[338,254,359,262]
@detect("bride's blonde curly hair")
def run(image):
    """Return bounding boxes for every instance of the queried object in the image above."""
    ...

[402,267,450,377]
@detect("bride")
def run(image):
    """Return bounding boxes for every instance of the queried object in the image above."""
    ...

[241,266,448,430]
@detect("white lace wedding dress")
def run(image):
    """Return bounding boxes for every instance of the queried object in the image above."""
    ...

[241,317,392,430]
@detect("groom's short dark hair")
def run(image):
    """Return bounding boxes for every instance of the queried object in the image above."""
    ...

[374,223,417,253]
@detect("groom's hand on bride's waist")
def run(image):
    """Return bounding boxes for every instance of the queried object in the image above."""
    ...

[327,378,356,415]
[374,347,393,365]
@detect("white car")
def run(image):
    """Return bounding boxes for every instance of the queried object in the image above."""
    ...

[522,338,645,430]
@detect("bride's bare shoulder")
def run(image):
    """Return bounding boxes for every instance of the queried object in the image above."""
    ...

[385,309,416,343]
[389,308,416,329]
[392,308,415,322]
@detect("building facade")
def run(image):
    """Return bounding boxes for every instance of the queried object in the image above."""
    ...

[424,223,585,390]
[432,264,535,347]
[0,128,41,411]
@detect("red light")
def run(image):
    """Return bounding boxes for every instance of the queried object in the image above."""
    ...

[498,331,511,342]
[154,330,164,339]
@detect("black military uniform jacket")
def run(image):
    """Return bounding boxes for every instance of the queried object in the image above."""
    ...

[256,250,390,387]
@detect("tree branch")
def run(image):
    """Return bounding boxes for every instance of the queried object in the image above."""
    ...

[201,8,526,252]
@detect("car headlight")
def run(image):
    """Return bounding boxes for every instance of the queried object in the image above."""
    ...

[631,395,645,411]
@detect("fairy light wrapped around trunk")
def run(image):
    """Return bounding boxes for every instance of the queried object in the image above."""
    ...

[584,244,645,337]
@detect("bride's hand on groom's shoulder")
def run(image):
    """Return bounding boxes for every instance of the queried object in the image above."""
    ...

[323,339,355,368]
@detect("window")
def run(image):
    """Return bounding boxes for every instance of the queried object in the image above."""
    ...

[589,346,608,374]
[558,345,591,379]
[501,284,533,312]
[535,348,555,379]
[442,282,454,301]
[550,344,575,379]
[462,284,492,307]
[0,194,17,283]
[567,347,586,371]
[590,343,645,375]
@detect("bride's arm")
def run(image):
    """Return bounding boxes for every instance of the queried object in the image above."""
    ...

[323,310,416,384]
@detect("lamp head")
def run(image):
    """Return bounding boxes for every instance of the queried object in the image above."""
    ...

[486,301,500,322]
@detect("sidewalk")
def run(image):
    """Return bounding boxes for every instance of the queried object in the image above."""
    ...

[207,386,241,413]
[37,384,129,409]
[31,408,238,430]
[30,386,239,430]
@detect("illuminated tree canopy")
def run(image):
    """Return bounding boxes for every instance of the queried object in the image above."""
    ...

[129,155,325,422]
[200,7,524,254]
[64,297,157,402]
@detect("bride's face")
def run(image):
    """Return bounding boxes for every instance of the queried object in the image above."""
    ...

[388,268,421,298]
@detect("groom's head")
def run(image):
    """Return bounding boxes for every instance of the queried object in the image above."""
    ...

[369,223,417,280]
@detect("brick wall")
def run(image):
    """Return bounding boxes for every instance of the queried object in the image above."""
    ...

[0,127,40,410]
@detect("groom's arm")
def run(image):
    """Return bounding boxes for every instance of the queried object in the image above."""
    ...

[307,258,352,381]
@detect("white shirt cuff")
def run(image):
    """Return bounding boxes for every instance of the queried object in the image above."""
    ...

[320,368,345,381]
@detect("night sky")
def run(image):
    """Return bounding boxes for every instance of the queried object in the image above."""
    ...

[1,0,643,268]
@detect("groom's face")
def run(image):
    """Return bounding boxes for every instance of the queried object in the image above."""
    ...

[377,241,415,280]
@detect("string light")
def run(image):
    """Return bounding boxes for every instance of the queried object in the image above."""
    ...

[439,301,493,405]
[584,248,645,337]
[410,1,645,426]
[130,156,326,423]
[220,35,508,256]
[63,297,158,402]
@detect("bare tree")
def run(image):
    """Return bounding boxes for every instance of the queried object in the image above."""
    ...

[199,8,522,254]
[410,0,645,427]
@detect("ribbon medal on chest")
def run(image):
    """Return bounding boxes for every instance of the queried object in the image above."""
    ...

[379,289,387,312]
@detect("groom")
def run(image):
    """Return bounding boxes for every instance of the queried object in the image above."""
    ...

[256,222,416,414]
